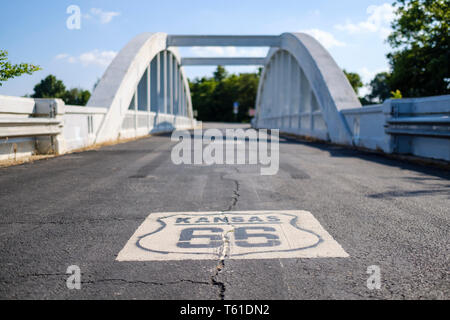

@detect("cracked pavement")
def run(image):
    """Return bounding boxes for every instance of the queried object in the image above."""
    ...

[0,123,449,300]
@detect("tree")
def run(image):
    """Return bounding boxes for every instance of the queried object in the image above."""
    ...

[359,96,373,106]
[213,65,228,82]
[32,75,91,106]
[0,50,41,86]
[367,72,392,103]
[32,75,66,99]
[189,77,217,121]
[387,0,450,97]
[235,73,260,121]
[343,70,363,95]
[189,66,260,123]
[63,88,91,106]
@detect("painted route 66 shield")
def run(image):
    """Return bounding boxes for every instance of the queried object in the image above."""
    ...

[117,210,348,261]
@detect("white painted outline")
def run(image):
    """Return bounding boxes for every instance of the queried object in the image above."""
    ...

[117,210,349,261]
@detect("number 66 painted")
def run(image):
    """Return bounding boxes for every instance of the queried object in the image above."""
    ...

[176,227,281,249]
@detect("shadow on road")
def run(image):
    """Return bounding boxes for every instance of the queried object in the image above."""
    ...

[280,135,450,182]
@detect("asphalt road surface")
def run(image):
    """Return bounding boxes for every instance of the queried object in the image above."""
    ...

[0,123,448,300]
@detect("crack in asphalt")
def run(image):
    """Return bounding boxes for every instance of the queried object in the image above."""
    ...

[82,278,211,287]
[221,169,241,212]
[226,180,240,212]
[0,217,143,226]
[0,274,211,288]
[12,273,67,278]
[210,260,226,300]
[0,273,68,284]
[210,169,241,300]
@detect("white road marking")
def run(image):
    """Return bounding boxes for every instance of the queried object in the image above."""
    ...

[116,210,349,261]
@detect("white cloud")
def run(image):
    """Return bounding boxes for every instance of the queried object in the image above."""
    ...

[335,3,395,38]
[55,53,77,64]
[55,50,117,68]
[358,66,389,84]
[359,86,371,98]
[85,8,120,24]
[358,66,390,97]
[189,47,268,57]
[301,29,346,49]
[55,53,69,60]
[79,50,117,67]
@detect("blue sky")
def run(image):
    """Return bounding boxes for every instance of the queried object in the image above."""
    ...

[0,0,396,97]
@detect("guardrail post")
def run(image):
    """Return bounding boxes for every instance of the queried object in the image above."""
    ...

[34,99,66,155]
[382,99,396,154]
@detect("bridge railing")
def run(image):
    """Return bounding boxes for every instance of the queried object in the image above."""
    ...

[120,110,195,139]
[0,93,198,162]
[63,105,108,151]
[386,96,450,160]
[341,95,450,161]
[0,95,107,161]
[0,118,61,139]
[341,104,389,152]
[0,96,62,140]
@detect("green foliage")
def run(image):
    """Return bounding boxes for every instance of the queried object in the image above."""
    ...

[213,65,228,82]
[387,0,450,97]
[343,70,363,95]
[359,96,373,106]
[0,50,41,86]
[63,88,91,106]
[32,75,91,106]
[390,89,403,99]
[189,66,260,123]
[368,72,392,103]
[32,75,66,99]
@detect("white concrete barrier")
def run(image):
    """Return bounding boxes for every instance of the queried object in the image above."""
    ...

[340,96,450,161]
[0,94,196,162]
[341,104,390,152]
[63,105,107,151]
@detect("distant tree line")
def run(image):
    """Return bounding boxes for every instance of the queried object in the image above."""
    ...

[30,75,91,106]
[189,66,260,123]
[344,70,403,105]
[347,0,449,105]
[387,0,449,98]
[0,49,91,106]
[1,1,447,114]
[191,0,448,120]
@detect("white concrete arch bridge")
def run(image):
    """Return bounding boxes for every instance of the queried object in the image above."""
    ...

[0,32,449,301]
[1,32,448,162]
[88,32,360,147]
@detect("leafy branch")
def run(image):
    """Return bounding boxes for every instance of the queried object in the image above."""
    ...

[0,50,41,86]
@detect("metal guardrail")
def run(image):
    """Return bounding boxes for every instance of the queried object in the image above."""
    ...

[0,118,62,138]
[385,116,450,138]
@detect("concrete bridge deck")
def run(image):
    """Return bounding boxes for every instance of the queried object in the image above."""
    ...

[0,123,448,299]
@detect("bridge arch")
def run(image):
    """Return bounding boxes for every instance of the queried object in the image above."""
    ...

[88,32,194,143]
[255,33,361,144]
[88,32,361,145]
